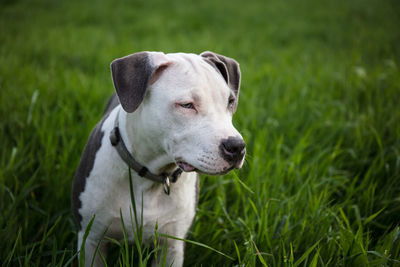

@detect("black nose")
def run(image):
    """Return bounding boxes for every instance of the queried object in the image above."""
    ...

[219,136,246,164]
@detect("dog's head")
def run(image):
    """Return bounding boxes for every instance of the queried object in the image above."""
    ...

[111,51,245,175]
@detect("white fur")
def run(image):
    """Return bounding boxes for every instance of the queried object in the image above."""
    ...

[77,52,244,266]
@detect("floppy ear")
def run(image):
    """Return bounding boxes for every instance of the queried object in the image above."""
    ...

[200,51,241,97]
[110,52,171,113]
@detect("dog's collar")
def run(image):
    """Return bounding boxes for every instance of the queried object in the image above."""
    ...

[109,109,182,195]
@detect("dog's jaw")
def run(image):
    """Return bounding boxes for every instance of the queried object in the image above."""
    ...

[117,108,176,175]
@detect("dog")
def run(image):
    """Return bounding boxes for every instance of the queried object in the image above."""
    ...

[72,51,246,266]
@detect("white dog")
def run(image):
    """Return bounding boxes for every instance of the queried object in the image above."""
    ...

[72,51,246,266]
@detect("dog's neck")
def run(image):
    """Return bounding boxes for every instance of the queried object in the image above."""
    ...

[116,106,176,175]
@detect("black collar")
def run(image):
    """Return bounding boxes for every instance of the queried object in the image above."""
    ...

[109,109,182,195]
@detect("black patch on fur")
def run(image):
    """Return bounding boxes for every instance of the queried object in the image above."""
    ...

[71,94,119,229]
[104,93,119,115]
[200,51,241,98]
[111,52,153,113]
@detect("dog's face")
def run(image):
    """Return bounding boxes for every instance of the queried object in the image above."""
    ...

[111,52,245,175]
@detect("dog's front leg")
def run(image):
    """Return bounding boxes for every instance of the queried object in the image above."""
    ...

[78,231,108,267]
[152,238,185,267]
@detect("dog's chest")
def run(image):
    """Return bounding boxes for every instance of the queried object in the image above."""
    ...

[76,107,198,243]
[102,172,198,243]
[80,147,198,242]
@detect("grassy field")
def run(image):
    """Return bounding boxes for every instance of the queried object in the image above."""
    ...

[1,0,400,265]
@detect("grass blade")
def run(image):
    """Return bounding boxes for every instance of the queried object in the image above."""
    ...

[79,215,96,267]
[294,239,321,267]
[159,233,234,261]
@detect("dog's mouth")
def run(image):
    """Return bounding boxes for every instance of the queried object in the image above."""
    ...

[177,161,196,172]
[176,160,235,175]
[198,165,235,175]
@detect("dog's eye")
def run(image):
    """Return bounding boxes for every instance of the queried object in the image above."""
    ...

[179,103,195,109]
[228,97,235,109]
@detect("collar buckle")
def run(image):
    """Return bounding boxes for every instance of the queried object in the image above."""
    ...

[163,177,170,195]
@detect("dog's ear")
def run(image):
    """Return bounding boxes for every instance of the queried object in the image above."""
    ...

[111,52,171,113]
[200,51,241,97]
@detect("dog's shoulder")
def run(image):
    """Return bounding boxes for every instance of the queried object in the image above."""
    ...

[71,94,118,228]
[104,93,119,115]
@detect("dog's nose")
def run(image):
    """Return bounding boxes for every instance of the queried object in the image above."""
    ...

[219,136,246,165]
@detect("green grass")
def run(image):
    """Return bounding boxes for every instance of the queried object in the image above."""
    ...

[1,0,400,265]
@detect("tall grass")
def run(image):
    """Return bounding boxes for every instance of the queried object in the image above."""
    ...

[1,0,399,265]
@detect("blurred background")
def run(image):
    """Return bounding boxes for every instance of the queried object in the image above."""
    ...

[1,0,399,265]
